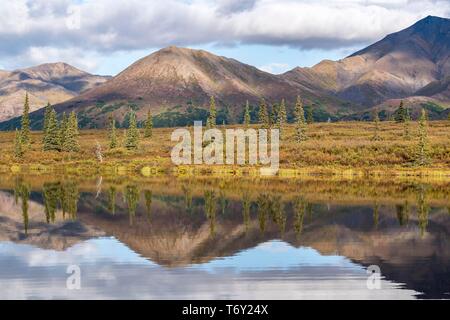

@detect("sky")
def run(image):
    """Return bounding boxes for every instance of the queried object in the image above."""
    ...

[0,0,449,76]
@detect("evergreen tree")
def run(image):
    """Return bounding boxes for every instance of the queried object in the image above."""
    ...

[278,99,287,125]
[270,104,278,126]
[144,110,153,138]
[395,100,407,123]
[207,96,216,129]
[306,105,314,124]
[258,98,269,129]
[59,112,68,148]
[371,110,382,141]
[21,93,31,147]
[62,111,79,152]
[404,107,411,140]
[244,100,251,127]
[415,109,430,166]
[14,129,24,159]
[43,108,61,151]
[125,111,139,150]
[294,96,307,142]
[43,102,52,134]
[108,117,118,149]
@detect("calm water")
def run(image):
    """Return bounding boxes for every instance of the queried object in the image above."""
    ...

[0,175,449,299]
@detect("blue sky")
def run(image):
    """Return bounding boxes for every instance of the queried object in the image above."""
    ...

[0,0,449,76]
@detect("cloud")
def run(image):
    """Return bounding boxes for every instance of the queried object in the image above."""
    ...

[0,0,448,71]
[258,62,290,74]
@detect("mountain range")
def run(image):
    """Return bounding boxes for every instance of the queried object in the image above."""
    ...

[0,63,109,123]
[0,15,449,129]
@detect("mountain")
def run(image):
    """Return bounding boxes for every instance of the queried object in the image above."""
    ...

[1,46,352,129]
[282,16,450,109]
[0,62,110,122]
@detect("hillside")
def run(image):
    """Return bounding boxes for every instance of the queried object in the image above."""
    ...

[0,62,110,122]
[282,16,450,109]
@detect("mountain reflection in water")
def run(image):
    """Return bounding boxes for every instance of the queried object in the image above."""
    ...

[0,175,449,299]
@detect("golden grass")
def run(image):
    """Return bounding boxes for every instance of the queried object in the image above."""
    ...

[0,120,449,177]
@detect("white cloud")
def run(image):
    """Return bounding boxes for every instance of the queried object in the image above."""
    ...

[258,62,290,74]
[0,0,448,71]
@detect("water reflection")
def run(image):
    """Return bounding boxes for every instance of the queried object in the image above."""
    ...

[0,175,449,299]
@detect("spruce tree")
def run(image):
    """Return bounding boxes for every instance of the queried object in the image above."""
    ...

[109,118,118,149]
[404,107,411,140]
[278,98,287,129]
[14,129,24,159]
[258,98,269,129]
[125,111,139,150]
[395,100,406,123]
[43,109,60,151]
[59,112,68,148]
[371,110,382,141]
[415,109,430,166]
[244,100,251,127]
[144,110,153,138]
[63,111,79,152]
[294,96,307,142]
[207,96,216,129]
[43,103,52,132]
[270,104,278,126]
[21,93,31,147]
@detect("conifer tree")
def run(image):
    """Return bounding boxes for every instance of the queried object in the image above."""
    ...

[244,100,251,127]
[395,100,406,123]
[415,109,430,166]
[125,111,139,150]
[278,98,287,129]
[258,98,269,129]
[43,109,60,151]
[207,96,216,129]
[21,93,31,147]
[270,104,278,126]
[62,111,79,152]
[404,107,411,140]
[371,110,382,141]
[144,110,153,138]
[294,96,307,142]
[14,129,24,159]
[109,117,118,149]
[43,103,52,132]
[59,112,68,148]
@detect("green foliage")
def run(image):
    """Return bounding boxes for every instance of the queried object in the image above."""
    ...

[394,100,407,123]
[270,103,278,126]
[21,93,31,148]
[14,129,24,159]
[125,111,139,150]
[294,96,307,142]
[59,112,68,147]
[278,98,287,132]
[43,108,61,151]
[43,182,60,223]
[414,109,430,166]
[108,117,118,149]
[404,108,411,140]
[144,190,152,220]
[207,96,217,129]
[258,98,270,129]
[43,103,52,137]
[144,111,153,138]
[244,100,251,127]
[62,111,80,152]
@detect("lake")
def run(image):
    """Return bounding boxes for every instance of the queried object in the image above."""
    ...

[0,174,449,299]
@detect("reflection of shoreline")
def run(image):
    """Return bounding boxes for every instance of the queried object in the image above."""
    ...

[0,184,448,299]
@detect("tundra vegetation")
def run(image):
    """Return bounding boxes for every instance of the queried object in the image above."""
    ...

[2,94,450,177]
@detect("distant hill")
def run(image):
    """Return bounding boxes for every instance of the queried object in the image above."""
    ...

[282,16,450,109]
[0,62,110,122]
